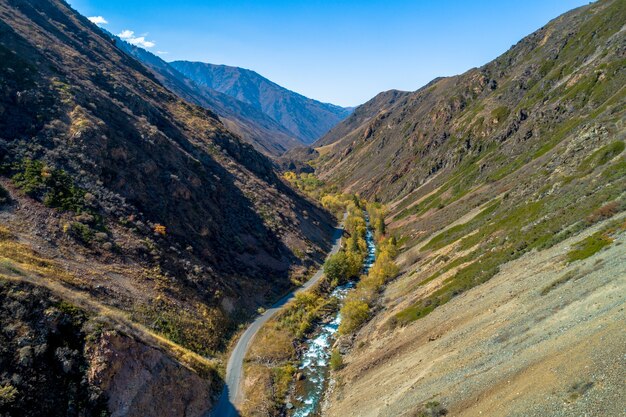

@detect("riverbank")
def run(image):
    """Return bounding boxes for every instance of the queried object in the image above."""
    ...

[289,217,377,416]
[212,212,347,417]
[239,199,373,416]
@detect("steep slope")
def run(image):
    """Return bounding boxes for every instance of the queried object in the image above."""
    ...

[113,38,302,156]
[315,0,626,415]
[316,0,625,201]
[313,89,411,148]
[171,60,352,144]
[0,0,335,414]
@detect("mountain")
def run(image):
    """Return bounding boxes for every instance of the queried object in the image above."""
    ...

[0,0,335,415]
[313,0,626,415]
[170,60,352,144]
[112,37,302,156]
[313,89,411,148]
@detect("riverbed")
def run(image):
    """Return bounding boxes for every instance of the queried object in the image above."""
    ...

[291,217,376,416]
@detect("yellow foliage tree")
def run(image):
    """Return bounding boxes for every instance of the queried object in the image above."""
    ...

[283,171,297,182]
[339,300,370,335]
[154,224,167,236]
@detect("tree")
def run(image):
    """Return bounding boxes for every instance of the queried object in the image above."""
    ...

[283,171,297,182]
[375,216,386,237]
[346,236,360,254]
[321,194,345,217]
[324,251,351,283]
[339,300,370,335]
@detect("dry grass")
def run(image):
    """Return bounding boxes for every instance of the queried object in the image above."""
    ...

[0,225,218,379]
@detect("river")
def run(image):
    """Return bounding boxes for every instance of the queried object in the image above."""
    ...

[290,215,376,416]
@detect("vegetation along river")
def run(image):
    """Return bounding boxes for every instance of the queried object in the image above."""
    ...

[291,215,377,416]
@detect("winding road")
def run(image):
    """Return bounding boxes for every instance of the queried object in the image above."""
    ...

[211,214,347,417]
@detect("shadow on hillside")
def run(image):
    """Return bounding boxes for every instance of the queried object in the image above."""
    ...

[208,385,240,417]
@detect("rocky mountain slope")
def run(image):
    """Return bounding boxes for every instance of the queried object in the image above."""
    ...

[313,89,410,148]
[114,38,302,156]
[313,0,626,415]
[171,60,352,144]
[0,0,336,414]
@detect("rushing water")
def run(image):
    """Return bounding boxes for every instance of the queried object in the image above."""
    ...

[291,216,376,416]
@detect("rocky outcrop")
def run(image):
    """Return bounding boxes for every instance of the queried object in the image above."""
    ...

[87,331,215,417]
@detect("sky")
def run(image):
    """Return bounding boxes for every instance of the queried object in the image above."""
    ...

[68,0,591,107]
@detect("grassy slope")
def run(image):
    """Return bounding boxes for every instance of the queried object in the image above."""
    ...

[316,0,625,325]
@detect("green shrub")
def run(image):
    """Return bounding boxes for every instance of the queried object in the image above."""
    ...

[329,348,343,371]
[68,222,94,243]
[413,401,448,417]
[491,106,510,123]
[56,300,87,327]
[566,232,613,262]
[11,159,87,212]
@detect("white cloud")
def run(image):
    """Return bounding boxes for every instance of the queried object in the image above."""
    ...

[88,16,108,25]
[118,29,134,38]
[117,29,156,48]
[156,51,169,55]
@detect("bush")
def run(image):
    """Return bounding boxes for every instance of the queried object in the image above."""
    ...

[586,201,619,224]
[412,401,448,417]
[67,222,94,243]
[329,348,343,371]
[153,223,167,236]
[0,384,18,406]
[566,232,613,262]
[491,106,510,123]
[338,300,369,335]
[11,159,87,212]
[282,171,297,182]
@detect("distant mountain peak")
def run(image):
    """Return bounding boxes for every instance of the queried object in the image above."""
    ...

[108,32,302,157]
[171,60,352,144]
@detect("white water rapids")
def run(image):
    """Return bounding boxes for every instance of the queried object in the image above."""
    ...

[291,216,376,416]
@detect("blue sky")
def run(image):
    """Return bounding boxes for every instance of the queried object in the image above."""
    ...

[68,0,590,107]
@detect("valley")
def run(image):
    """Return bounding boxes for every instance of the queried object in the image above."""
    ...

[0,0,625,416]
[214,214,346,417]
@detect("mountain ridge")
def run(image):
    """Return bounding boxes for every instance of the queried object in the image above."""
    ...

[171,60,352,144]
[111,35,303,156]
[0,0,336,415]
[311,0,626,415]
